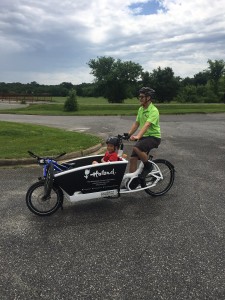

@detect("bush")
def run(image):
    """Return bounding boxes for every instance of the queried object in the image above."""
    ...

[197,85,218,103]
[64,89,78,111]
[175,85,199,103]
[174,84,219,103]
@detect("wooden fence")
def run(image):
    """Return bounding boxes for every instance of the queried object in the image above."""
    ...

[0,94,52,102]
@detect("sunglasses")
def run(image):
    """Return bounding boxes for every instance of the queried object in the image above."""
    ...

[137,95,146,100]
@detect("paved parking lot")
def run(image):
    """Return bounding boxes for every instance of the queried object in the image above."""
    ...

[0,114,225,299]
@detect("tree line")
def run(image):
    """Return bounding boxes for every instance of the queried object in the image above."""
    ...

[0,58,224,103]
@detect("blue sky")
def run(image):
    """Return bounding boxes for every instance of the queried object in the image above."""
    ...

[0,0,225,84]
[129,0,166,15]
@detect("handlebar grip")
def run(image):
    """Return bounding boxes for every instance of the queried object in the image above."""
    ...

[123,133,130,140]
[55,152,66,159]
[28,151,37,158]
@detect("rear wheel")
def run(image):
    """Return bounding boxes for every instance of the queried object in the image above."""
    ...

[143,159,175,196]
[26,180,63,216]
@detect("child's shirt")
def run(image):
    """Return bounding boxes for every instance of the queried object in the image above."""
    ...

[102,151,118,162]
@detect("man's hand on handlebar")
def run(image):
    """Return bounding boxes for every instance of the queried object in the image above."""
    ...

[130,135,139,141]
[122,133,139,141]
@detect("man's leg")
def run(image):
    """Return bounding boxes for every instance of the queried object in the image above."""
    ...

[129,144,150,173]
[133,146,152,179]
[129,156,138,173]
[133,147,148,162]
[129,137,160,175]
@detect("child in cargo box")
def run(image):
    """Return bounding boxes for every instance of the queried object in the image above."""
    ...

[92,136,119,164]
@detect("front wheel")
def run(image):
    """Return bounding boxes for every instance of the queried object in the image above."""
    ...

[44,162,54,199]
[26,180,63,216]
[143,159,175,197]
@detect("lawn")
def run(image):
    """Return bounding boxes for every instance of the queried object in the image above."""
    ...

[0,97,225,115]
[0,121,102,159]
[0,97,224,160]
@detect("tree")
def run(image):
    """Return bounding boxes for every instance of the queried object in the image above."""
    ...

[64,89,78,111]
[60,82,74,90]
[148,67,181,102]
[0,82,8,94]
[181,77,195,86]
[88,56,143,102]
[175,84,218,103]
[141,71,152,87]
[193,71,210,86]
[76,83,97,97]
[175,85,199,103]
[207,59,225,95]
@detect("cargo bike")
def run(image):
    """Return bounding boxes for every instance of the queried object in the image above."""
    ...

[26,134,175,216]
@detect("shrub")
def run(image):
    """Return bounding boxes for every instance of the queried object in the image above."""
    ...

[175,85,199,103]
[64,89,78,111]
[174,84,219,103]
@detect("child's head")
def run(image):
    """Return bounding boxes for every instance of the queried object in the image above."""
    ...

[106,136,119,153]
[106,143,115,153]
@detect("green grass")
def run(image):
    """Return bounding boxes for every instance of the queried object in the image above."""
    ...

[0,121,102,159]
[157,103,225,114]
[0,104,139,116]
[1,98,225,159]
[1,97,225,115]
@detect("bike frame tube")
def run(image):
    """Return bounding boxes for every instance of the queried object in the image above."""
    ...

[43,160,69,177]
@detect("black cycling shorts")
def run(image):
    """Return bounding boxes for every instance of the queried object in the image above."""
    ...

[130,136,161,157]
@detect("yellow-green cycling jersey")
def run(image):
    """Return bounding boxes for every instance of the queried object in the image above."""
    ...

[136,103,161,138]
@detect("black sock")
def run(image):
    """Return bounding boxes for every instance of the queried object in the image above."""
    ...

[143,161,151,168]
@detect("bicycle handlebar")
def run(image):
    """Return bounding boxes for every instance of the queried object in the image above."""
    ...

[119,133,141,141]
[118,133,130,141]
[28,151,66,162]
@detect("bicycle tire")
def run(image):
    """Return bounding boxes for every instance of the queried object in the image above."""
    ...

[44,162,54,199]
[142,159,175,197]
[26,180,63,216]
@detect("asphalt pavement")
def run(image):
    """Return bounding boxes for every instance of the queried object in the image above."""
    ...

[0,113,225,299]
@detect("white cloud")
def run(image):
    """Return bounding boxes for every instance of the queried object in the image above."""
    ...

[0,0,225,84]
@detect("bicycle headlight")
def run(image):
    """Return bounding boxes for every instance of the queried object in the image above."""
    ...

[39,159,45,165]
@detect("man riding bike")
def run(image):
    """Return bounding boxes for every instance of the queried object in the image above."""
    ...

[126,87,161,179]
